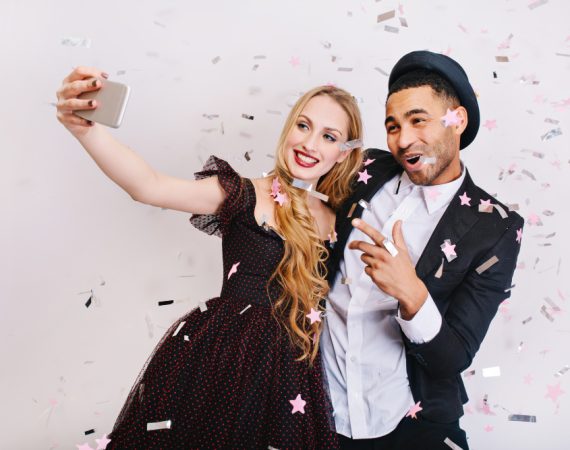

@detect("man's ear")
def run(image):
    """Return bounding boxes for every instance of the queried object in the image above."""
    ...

[454,106,469,137]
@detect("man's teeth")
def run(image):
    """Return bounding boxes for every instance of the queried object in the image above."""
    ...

[297,152,318,164]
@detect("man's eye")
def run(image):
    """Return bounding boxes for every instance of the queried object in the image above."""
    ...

[412,117,426,124]
[386,125,398,133]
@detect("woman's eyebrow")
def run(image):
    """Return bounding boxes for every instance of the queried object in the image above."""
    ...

[299,114,343,136]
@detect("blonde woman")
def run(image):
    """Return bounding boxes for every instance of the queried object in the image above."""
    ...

[56,67,363,449]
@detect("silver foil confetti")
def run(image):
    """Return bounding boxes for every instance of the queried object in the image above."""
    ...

[444,437,464,450]
[508,414,537,422]
[358,199,371,210]
[266,110,282,115]
[440,239,457,262]
[338,67,353,72]
[493,204,509,219]
[540,305,555,322]
[384,25,399,33]
[339,139,363,151]
[202,114,219,120]
[478,203,494,213]
[374,67,389,76]
[147,420,172,431]
[463,369,476,378]
[544,118,559,125]
[377,10,396,22]
[241,113,254,120]
[555,365,569,377]
[240,304,252,314]
[198,301,208,312]
[434,258,445,279]
[61,37,91,48]
[347,203,358,218]
[172,321,186,337]
[522,316,533,325]
[211,56,221,64]
[382,240,399,257]
[541,128,562,141]
[521,169,536,180]
[528,0,548,10]
[482,366,501,377]
[476,256,499,274]
[399,17,409,27]
[291,179,329,202]
[341,277,352,285]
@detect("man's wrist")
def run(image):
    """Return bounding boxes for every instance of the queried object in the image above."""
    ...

[398,279,429,320]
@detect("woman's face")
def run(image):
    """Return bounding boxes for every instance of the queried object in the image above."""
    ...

[283,95,351,186]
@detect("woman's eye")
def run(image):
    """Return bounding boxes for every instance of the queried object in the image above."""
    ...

[324,134,336,143]
[297,122,309,131]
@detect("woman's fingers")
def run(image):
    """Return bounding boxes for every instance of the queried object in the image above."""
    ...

[56,110,94,127]
[57,97,97,113]
[62,66,108,84]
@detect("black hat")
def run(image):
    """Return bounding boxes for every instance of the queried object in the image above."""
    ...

[388,50,480,150]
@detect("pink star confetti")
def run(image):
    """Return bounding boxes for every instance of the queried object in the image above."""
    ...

[484,425,494,432]
[274,191,288,206]
[306,308,322,324]
[289,393,306,414]
[363,158,375,166]
[442,241,457,261]
[527,213,541,226]
[459,192,471,206]
[516,228,523,244]
[95,435,111,450]
[406,401,423,419]
[357,169,372,184]
[545,382,565,403]
[271,177,281,197]
[228,262,240,280]
[483,119,497,131]
[479,199,493,213]
[76,444,94,450]
[289,56,301,67]
[441,108,461,127]
[523,374,534,385]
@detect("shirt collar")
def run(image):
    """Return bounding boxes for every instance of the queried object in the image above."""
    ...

[396,163,466,215]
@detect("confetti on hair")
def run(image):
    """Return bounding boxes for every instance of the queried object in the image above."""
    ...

[339,139,363,151]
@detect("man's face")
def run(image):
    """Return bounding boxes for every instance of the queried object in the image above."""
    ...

[385,85,463,186]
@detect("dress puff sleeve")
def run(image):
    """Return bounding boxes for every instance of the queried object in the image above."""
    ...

[189,156,247,237]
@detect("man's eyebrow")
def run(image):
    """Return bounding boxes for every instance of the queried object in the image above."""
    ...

[298,114,343,136]
[384,109,430,126]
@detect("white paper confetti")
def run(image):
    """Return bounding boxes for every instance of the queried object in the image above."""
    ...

[240,304,252,314]
[382,239,399,257]
[172,321,186,337]
[482,366,501,377]
[61,37,91,48]
[147,420,172,431]
[444,437,464,450]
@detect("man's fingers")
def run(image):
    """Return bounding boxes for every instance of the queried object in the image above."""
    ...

[392,220,406,248]
[351,218,386,246]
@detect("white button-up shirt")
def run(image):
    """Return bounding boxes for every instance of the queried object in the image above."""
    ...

[322,167,466,439]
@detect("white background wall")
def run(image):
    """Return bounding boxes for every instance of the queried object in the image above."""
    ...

[1,0,569,448]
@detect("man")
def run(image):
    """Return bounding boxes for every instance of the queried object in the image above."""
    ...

[322,50,524,450]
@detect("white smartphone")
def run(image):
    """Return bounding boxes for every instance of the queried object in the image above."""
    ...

[76,79,130,128]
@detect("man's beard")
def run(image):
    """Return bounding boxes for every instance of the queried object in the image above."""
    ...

[399,135,455,186]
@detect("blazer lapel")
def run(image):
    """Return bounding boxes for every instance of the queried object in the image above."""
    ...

[415,170,481,279]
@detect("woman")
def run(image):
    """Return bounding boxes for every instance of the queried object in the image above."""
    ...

[56,67,363,449]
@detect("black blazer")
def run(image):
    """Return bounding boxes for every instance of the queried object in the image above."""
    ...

[326,149,524,423]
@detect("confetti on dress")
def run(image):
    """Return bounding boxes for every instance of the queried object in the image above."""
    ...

[441,240,457,262]
[172,321,186,337]
[406,401,423,419]
[289,394,307,414]
[357,169,372,184]
[444,437,464,450]
[240,304,252,314]
[147,420,172,431]
[476,256,500,274]
[228,262,240,279]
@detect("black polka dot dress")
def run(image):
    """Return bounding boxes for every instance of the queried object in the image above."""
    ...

[107,156,340,449]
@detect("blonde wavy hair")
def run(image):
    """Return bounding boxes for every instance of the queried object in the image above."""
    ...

[269,86,363,364]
